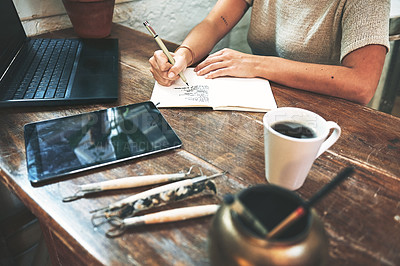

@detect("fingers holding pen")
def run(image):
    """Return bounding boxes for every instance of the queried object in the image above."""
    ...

[149,50,189,86]
[168,53,188,79]
[149,67,174,87]
[145,21,189,86]
[149,50,178,86]
[153,50,171,72]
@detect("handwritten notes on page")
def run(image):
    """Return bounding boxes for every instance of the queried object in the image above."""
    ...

[150,68,277,112]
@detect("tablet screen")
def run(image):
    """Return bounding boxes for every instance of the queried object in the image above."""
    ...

[24,102,182,183]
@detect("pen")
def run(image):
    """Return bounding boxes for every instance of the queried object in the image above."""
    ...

[143,20,189,86]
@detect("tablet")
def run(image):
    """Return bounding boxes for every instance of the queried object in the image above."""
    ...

[24,101,182,183]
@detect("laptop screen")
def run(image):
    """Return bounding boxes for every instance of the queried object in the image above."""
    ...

[0,0,27,79]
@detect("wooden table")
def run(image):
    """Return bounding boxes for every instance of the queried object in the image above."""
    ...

[1,24,399,265]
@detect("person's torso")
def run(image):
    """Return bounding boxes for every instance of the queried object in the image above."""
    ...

[247,0,346,65]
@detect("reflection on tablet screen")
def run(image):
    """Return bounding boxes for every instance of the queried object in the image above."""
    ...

[24,101,182,183]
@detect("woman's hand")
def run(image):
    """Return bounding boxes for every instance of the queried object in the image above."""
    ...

[149,50,188,86]
[148,0,250,85]
[194,48,262,79]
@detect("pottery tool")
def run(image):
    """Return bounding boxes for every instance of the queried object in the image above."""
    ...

[90,171,226,225]
[105,204,220,237]
[266,167,355,239]
[62,166,203,202]
[224,194,269,236]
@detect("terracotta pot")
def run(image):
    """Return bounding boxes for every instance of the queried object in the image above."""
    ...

[62,0,115,38]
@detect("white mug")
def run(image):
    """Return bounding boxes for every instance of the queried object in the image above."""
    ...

[263,107,341,190]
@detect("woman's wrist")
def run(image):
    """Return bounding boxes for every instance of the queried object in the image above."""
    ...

[254,55,277,80]
[174,45,195,66]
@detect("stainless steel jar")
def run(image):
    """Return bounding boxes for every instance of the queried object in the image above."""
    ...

[208,185,328,266]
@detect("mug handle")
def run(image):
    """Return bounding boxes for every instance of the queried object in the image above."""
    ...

[316,121,341,158]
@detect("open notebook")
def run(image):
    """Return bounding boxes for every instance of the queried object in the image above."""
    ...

[150,68,277,112]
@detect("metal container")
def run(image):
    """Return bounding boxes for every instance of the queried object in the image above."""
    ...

[208,185,328,266]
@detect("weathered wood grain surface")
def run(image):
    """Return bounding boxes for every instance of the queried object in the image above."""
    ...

[0,24,399,265]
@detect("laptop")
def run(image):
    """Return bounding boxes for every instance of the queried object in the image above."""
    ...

[0,0,119,107]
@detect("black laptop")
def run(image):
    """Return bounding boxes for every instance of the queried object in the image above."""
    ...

[0,0,119,107]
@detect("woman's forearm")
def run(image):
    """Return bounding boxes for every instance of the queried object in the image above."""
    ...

[256,56,371,103]
[256,46,386,104]
[177,20,224,65]
[175,0,249,66]
[195,45,386,104]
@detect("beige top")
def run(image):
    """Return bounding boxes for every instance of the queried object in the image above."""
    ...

[244,0,390,65]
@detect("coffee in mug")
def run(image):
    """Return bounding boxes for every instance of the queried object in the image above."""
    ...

[271,121,317,139]
[263,107,341,190]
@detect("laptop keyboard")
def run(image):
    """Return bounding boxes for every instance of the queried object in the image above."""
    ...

[4,39,81,100]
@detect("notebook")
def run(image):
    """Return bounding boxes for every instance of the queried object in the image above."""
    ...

[0,0,119,107]
[151,68,277,112]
